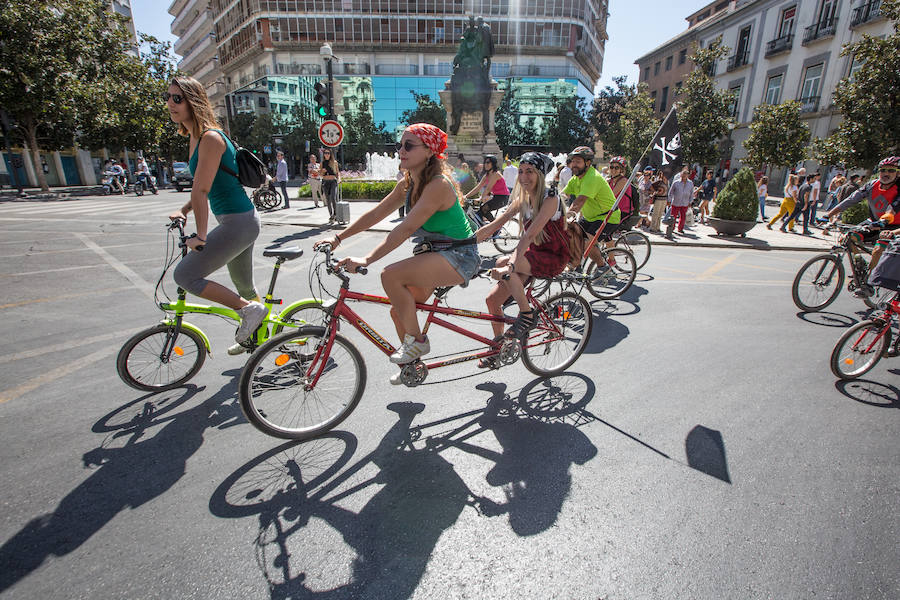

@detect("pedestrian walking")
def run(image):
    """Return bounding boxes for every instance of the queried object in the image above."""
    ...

[502,158,518,191]
[757,175,768,221]
[307,154,323,207]
[275,151,290,209]
[808,171,822,223]
[824,173,845,212]
[637,167,654,229]
[768,174,799,231]
[321,148,340,224]
[698,170,716,225]
[649,173,669,233]
[785,174,815,235]
[666,165,694,238]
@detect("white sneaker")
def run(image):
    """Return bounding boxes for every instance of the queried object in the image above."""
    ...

[389,371,404,385]
[389,334,430,364]
[235,301,268,343]
[227,343,250,356]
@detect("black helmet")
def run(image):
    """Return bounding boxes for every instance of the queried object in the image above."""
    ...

[568,146,594,162]
[519,152,554,175]
[483,155,499,171]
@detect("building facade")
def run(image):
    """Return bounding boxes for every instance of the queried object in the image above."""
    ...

[168,0,227,120]
[196,0,607,141]
[635,0,892,188]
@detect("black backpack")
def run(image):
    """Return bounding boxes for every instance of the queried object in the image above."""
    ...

[214,130,267,188]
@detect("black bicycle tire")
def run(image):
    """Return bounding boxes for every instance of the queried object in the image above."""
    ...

[521,291,592,376]
[265,191,282,209]
[134,182,143,196]
[829,320,891,380]
[585,247,636,300]
[493,220,520,255]
[116,324,206,391]
[239,326,367,440]
[792,254,844,312]
[271,300,328,335]
[616,230,651,270]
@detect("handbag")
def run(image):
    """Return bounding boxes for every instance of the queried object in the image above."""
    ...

[661,206,674,225]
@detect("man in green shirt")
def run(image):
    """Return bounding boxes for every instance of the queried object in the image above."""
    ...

[562,146,620,267]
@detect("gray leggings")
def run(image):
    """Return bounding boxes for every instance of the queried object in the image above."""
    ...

[174,209,260,300]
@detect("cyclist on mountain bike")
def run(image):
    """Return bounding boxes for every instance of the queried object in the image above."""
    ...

[825,156,900,294]
[465,154,510,223]
[315,123,478,376]
[475,152,568,354]
[563,146,620,275]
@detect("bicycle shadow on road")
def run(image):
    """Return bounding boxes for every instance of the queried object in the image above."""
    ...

[583,285,648,356]
[835,378,900,409]
[796,310,858,328]
[0,371,244,595]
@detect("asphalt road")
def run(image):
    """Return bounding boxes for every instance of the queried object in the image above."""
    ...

[0,192,898,600]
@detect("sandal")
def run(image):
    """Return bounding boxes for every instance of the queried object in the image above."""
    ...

[505,310,536,339]
[478,335,505,368]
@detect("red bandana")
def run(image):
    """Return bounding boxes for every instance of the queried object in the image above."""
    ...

[405,123,447,159]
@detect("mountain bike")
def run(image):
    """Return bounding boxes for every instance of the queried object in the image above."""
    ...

[116,219,324,392]
[237,244,592,440]
[462,197,521,254]
[612,228,651,270]
[792,223,893,311]
[830,290,900,379]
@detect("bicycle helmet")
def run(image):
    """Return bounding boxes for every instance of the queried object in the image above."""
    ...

[519,152,554,175]
[568,146,594,162]
[608,156,627,170]
[483,155,499,171]
[878,156,900,169]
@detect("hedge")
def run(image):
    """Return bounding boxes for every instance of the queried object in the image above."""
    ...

[296,180,397,199]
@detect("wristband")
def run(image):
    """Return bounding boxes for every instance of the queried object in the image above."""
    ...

[334,233,342,243]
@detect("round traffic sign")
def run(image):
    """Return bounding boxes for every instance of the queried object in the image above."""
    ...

[318,120,343,147]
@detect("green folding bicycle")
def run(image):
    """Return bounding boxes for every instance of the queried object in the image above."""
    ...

[116,219,324,391]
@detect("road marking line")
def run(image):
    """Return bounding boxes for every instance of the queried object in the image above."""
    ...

[697,253,740,280]
[0,285,135,309]
[74,233,155,299]
[0,346,115,404]
[0,217,152,225]
[0,240,156,259]
[0,327,144,365]
[652,277,791,286]
[0,257,159,278]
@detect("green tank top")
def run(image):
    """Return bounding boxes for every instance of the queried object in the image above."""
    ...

[406,175,473,240]
[188,129,253,215]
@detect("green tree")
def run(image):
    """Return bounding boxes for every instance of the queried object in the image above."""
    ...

[815,0,900,169]
[742,101,809,172]
[679,41,734,167]
[340,99,394,166]
[711,166,758,221]
[246,112,282,158]
[544,96,592,154]
[618,84,660,166]
[590,75,631,157]
[399,92,447,129]
[494,83,523,154]
[0,0,134,190]
[229,113,256,147]
[280,104,319,160]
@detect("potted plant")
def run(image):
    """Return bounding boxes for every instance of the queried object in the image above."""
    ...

[709,167,759,236]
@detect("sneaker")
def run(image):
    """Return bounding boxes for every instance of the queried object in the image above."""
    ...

[389,334,430,364]
[227,343,250,356]
[390,371,404,385]
[235,301,268,343]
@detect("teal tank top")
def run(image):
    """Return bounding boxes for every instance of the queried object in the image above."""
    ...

[188,129,253,215]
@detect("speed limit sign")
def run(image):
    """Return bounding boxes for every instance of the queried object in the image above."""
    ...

[318,120,343,147]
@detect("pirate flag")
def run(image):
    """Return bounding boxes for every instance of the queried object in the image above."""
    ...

[640,108,682,176]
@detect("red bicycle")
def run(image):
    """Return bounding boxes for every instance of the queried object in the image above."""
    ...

[238,245,592,439]
[830,290,900,379]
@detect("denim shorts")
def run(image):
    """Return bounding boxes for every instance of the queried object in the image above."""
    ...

[435,243,481,285]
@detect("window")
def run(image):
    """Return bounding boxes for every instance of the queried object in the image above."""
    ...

[665,56,673,71]
[654,61,660,76]
[801,63,824,100]
[258,97,267,107]
[679,49,687,64]
[778,6,796,37]
[675,81,683,93]
[644,66,650,80]
[818,0,836,25]
[765,74,782,104]
[848,54,864,80]
[277,82,287,93]
[660,86,669,112]
[736,25,751,59]
[650,90,657,111]
[728,85,742,117]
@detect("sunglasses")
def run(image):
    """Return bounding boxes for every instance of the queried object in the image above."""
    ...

[396,140,425,152]
[163,92,184,104]
[880,167,898,174]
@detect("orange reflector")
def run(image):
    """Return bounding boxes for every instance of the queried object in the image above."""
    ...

[173,346,184,356]
[275,353,290,366]
[844,358,854,365]
[563,311,571,319]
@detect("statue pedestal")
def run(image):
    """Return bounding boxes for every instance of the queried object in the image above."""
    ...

[439,81,505,163]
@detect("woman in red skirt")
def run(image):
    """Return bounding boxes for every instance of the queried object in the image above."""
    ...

[475,152,569,353]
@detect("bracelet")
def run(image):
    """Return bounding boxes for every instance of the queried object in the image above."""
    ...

[334,233,342,243]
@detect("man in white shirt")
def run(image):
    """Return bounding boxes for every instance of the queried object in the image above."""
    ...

[275,151,290,209]
[502,158,518,191]
[558,161,573,192]
[809,171,821,222]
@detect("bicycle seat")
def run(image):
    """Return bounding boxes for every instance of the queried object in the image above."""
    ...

[263,246,304,260]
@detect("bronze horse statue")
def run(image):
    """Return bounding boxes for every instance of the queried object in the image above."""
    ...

[449,17,494,135]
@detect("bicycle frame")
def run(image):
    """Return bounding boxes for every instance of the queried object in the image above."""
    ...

[848,295,900,352]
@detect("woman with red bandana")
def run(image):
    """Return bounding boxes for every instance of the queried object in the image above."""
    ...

[316,124,479,379]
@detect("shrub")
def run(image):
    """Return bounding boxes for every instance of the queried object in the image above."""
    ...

[711,167,758,221]
[841,201,869,225]
[295,180,397,199]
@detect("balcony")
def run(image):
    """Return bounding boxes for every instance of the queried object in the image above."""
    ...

[850,0,883,27]
[177,34,215,71]
[799,95,820,113]
[802,17,838,45]
[339,63,371,75]
[424,64,452,76]
[765,34,793,57]
[375,64,418,75]
[726,51,750,72]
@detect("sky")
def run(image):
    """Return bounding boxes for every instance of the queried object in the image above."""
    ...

[130,0,711,94]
